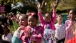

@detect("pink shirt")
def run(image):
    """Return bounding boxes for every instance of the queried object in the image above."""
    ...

[20,26,44,43]
[65,20,74,40]
[38,11,56,30]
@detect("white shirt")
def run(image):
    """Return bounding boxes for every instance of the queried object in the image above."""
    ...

[55,23,65,40]
[2,33,12,42]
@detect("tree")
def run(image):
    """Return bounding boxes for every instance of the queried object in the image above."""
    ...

[0,0,59,13]
[57,0,76,10]
[1,0,76,13]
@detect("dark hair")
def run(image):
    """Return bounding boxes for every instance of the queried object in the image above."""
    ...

[68,9,76,15]
[28,12,38,20]
[57,14,63,17]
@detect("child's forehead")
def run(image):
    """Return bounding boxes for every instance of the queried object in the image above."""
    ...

[44,14,51,17]
[19,16,24,19]
[57,15,63,17]
[19,15,27,18]
[69,10,74,13]
[28,16,34,19]
[45,13,50,15]
[69,10,76,14]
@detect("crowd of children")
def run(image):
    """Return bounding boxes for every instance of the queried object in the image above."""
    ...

[0,1,76,43]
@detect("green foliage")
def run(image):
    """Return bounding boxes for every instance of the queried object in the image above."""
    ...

[10,20,19,35]
[1,0,76,13]
[57,0,76,10]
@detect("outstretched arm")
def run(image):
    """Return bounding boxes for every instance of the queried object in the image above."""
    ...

[52,9,56,23]
[51,1,57,23]
[37,2,45,25]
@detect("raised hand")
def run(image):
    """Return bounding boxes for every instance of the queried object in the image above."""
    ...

[37,2,41,9]
[52,1,57,9]
[37,2,42,11]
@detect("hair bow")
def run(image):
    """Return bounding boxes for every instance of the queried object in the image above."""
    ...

[27,12,36,16]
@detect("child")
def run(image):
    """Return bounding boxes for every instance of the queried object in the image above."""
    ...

[2,25,12,43]
[55,14,65,43]
[12,14,28,43]
[20,12,44,43]
[66,22,76,43]
[65,9,76,43]
[37,2,57,43]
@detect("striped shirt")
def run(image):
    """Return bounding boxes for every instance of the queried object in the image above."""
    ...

[55,23,66,40]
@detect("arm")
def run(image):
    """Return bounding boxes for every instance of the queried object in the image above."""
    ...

[13,31,21,38]
[51,9,56,23]
[51,1,57,23]
[13,26,25,38]
[21,27,31,41]
[38,10,45,24]
[37,2,45,25]
[65,21,73,43]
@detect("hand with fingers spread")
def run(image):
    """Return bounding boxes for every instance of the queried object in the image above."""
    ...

[37,2,42,12]
[52,1,57,10]
[37,2,41,9]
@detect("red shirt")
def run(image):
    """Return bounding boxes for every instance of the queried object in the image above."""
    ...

[66,36,76,43]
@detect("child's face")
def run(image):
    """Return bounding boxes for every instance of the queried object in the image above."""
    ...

[57,15,63,23]
[44,14,51,22]
[28,16,37,27]
[19,16,27,26]
[69,10,75,19]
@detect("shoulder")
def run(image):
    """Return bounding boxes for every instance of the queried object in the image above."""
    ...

[7,33,12,37]
[8,33,12,36]
[65,20,70,24]
[61,24,66,29]
[36,26,44,31]
[62,23,65,26]
[37,26,43,29]
[65,20,70,26]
